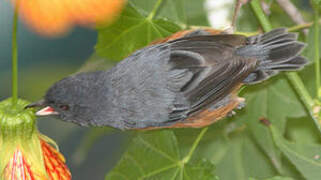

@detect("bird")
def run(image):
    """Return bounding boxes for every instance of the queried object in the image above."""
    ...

[25,28,308,130]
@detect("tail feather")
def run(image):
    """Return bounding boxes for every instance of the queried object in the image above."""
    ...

[261,56,307,71]
[236,28,308,84]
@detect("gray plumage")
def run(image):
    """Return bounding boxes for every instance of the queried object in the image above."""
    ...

[38,28,307,130]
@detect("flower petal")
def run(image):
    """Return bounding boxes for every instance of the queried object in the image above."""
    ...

[2,149,47,180]
[42,140,71,180]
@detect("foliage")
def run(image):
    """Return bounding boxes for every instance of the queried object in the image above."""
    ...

[106,130,218,180]
[96,2,181,61]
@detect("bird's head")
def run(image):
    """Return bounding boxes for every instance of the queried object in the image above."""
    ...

[25,71,105,126]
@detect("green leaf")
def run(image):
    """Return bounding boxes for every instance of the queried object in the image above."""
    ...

[96,3,181,61]
[270,125,321,179]
[183,0,208,26]
[214,132,276,179]
[285,116,321,144]
[131,0,187,24]
[183,160,218,180]
[176,123,279,180]
[106,130,217,180]
[237,76,306,174]
[130,0,209,26]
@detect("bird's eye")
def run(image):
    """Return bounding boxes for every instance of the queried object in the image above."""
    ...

[59,105,69,111]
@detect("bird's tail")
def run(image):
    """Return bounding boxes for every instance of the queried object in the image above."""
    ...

[235,28,308,84]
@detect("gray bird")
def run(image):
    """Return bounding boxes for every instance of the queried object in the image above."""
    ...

[26,28,307,130]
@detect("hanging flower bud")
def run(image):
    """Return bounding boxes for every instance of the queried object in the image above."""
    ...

[0,98,71,180]
[11,0,127,36]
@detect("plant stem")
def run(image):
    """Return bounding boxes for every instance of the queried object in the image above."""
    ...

[313,6,320,98]
[183,127,208,163]
[147,0,163,20]
[11,0,20,106]
[250,0,272,31]
[288,22,313,32]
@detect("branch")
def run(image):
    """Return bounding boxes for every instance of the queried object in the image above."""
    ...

[231,0,250,31]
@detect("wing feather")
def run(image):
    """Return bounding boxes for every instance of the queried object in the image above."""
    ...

[165,36,257,122]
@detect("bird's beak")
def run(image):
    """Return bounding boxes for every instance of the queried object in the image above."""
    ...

[25,99,59,116]
[36,106,59,116]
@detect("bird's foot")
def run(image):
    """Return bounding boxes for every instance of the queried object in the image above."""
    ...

[236,97,246,110]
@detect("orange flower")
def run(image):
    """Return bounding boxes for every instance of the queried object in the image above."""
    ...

[12,0,127,36]
[2,138,71,180]
[0,98,71,180]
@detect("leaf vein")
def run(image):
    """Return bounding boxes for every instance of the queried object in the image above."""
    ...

[140,163,178,179]
[124,153,145,175]
[137,136,177,162]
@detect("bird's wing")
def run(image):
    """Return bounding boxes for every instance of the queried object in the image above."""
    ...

[165,35,258,122]
[106,35,257,129]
